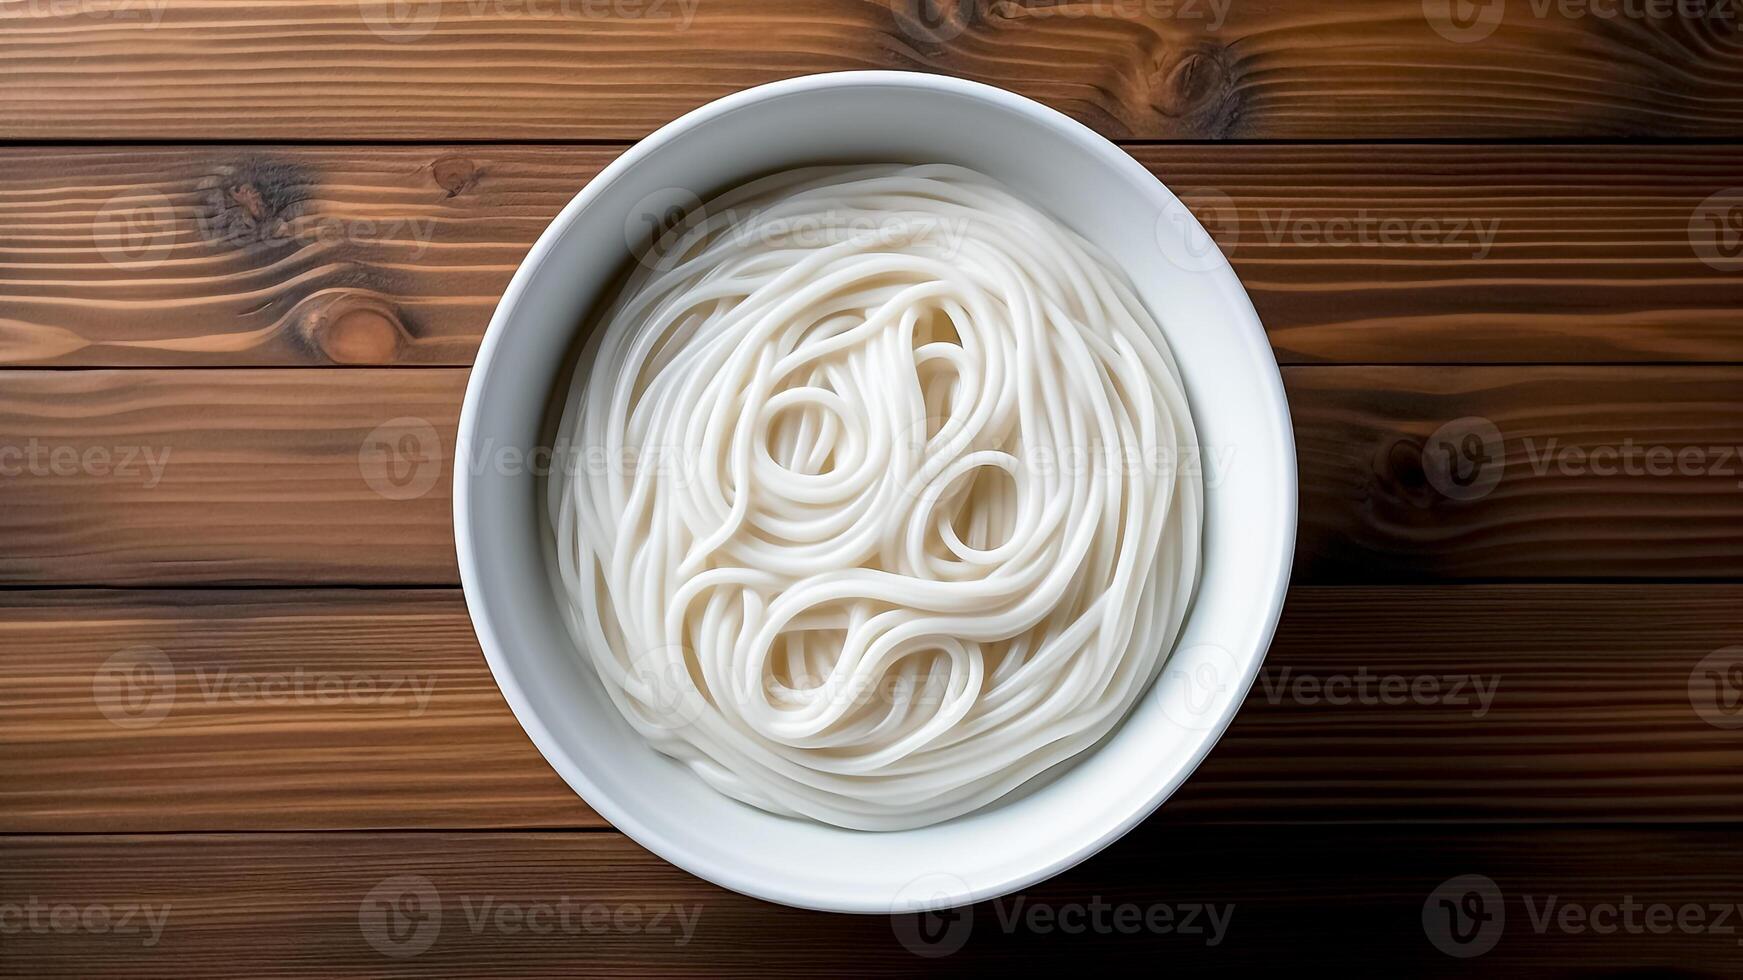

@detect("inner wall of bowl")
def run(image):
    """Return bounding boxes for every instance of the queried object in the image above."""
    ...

[461,77,1291,912]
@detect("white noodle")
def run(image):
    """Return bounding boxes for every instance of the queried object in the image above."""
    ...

[547,164,1201,831]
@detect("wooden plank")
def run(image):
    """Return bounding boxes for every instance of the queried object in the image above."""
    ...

[3,145,1741,367]
[0,590,591,831]
[0,147,605,367]
[8,586,1743,831]
[1289,365,1743,581]
[4,1,1743,140]
[4,827,1743,974]
[0,369,460,586]
[1184,584,1743,822]
[4,367,1743,585]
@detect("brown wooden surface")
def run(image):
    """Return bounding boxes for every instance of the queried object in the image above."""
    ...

[3,145,1740,368]
[0,590,588,832]
[5,366,1743,585]
[6,828,1743,974]
[4,0,1743,140]
[6,1,1743,974]
[0,369,458,585]
[1289,365,1743,582]
[7,586,1743,833]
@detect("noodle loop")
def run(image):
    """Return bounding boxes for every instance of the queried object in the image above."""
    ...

[548,165,1201,831]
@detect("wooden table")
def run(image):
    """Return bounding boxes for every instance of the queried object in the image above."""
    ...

[4,1,1742,974]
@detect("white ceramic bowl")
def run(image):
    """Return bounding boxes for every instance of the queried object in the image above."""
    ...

[455,71,1295,914]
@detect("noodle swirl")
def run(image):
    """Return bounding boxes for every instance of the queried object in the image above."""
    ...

[548,164,1201,830]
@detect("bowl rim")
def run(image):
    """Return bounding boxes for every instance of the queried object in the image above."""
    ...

[455,69,1297,914]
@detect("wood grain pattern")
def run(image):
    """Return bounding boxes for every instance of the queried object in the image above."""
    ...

[4,367,1743,585]
[7,586,1743,831]
[3,145,1741,367]
[0,590,590,832]
[0,369,458,586]
[1290,365,1743,581]
[4,1,1736,974]
[5,828,1743,975]
[0,147,604,367]
[3,0,1742,140]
